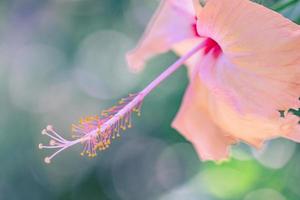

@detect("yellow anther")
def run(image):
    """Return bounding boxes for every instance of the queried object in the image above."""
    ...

[97,142,104,148]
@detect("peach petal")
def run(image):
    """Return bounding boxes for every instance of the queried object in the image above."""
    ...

[196,51,299,150]
[196,0,300,114]
[172,76,236,161]
[126,0,197,72]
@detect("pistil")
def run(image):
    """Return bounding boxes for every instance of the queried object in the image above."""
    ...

[39,40,207,163]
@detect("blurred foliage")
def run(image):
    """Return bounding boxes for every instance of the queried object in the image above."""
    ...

[0,0,300,200]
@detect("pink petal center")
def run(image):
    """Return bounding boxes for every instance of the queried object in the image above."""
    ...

[203,38,222,58]
[192,17,200,37]
[192,18,222,59]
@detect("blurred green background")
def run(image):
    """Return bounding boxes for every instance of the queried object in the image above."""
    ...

[0,0,300,199]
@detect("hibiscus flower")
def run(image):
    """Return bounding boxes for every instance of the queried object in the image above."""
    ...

[127,0,300,160]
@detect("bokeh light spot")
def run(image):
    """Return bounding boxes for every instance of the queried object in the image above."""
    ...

[244,188,286,200]
[252,138,296,169]
[200,160,260,199]
[74,30,140,99]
